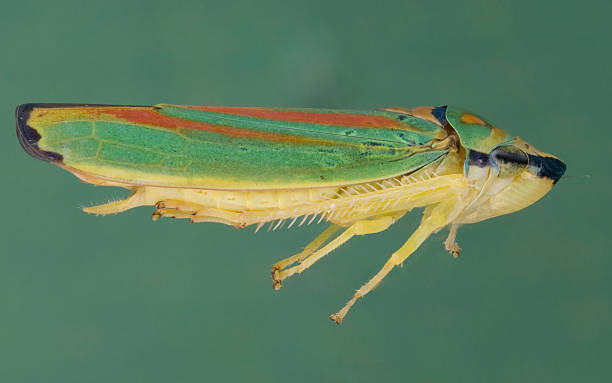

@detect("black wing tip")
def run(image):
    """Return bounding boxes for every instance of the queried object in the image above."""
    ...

[15,103,151,163]
[15,103,64,163]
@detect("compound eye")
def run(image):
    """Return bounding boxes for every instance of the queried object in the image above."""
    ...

[490,145,529,177]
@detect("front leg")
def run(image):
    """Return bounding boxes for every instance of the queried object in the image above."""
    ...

[444,223,461,258]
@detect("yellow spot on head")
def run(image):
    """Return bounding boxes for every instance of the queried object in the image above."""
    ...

[461,113,487,126]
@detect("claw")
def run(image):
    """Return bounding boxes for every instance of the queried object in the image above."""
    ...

[444,224,461,258]
[272,279,283,290]
[446,242,461,258]
[272,267,284,290]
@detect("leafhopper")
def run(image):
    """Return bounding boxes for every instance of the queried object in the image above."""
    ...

[16,103,566,323]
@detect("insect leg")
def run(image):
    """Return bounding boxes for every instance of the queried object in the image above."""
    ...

[330,200,459,324]
[274,211,406,289]
[152,199,203,221]
[82,187,146,215]
[444,223,461,258]
[153,199,245,227]
[272,223,342,289]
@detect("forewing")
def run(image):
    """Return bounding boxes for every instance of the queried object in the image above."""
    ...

[18,104,448,189]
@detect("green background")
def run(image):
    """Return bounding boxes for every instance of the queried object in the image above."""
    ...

[1,1,610,382]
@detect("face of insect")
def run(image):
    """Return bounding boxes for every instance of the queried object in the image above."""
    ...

[457,137,566,223]
[440,106,566,223]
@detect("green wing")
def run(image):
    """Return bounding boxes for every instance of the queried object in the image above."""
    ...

[17,103,448,189]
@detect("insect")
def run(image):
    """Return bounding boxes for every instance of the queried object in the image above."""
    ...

[16,103,566,323]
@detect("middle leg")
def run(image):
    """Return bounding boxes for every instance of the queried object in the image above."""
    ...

[273,211,406,289]
[272,223,342,289]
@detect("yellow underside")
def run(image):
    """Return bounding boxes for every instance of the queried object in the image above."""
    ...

[82,154,467,228]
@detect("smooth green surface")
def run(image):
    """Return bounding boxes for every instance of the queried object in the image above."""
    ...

[445,105,509,152]
[1,1,610,382]
[37,104,446,187]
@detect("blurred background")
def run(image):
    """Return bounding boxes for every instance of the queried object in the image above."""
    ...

[1,0,610,381]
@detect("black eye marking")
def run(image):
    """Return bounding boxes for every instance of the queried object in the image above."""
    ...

[469,147,566,184]
[528,155,566,184]
[492,149,529,165]
[397,115,407,121]
[468,150,489,167]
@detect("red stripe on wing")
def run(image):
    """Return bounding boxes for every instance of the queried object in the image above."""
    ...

[92,107,337,145]
[183,106,402,128]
